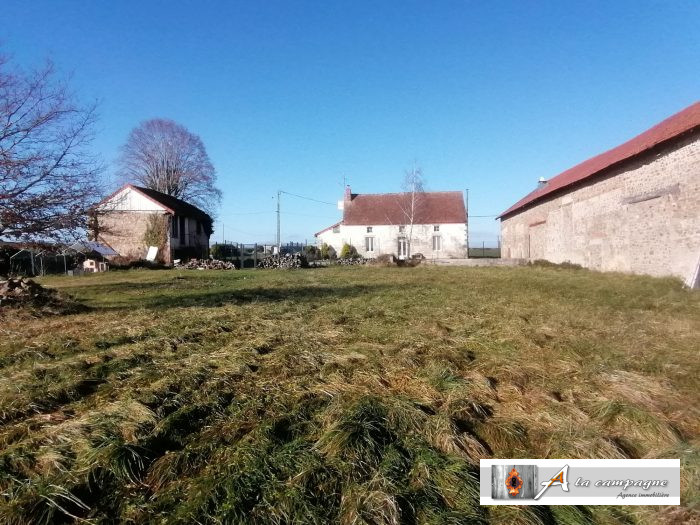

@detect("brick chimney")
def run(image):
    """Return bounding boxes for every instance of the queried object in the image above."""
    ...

[344,185,352,201]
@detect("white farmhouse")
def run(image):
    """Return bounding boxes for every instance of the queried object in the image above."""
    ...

[315,187,467,259]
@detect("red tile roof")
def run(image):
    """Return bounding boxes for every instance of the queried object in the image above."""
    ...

[499,101,700,219]
[343,191,466,226]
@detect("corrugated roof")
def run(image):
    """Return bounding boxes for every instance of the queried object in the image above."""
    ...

[499,101,700,219]
[343,191,466,226]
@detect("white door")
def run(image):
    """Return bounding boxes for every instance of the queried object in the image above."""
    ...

[398,238,408,259]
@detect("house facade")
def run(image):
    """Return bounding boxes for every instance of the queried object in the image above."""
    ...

[499,101,700,287]
[316,187,467,259]
[94,184,213,264]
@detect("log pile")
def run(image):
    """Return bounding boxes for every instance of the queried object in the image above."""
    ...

[258,253,308,269]
[0,277,86,314]
[335,258,371,266]
[176,259,237,270]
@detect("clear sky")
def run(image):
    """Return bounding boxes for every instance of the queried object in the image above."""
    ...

[3,1,699,245]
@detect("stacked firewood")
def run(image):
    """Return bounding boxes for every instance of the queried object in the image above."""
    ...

[176,259,237,270]
[258,253,308,269]
[335,258,371,266]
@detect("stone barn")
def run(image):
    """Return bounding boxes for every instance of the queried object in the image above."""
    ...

[93,184,213,264]
[499,102,700,287]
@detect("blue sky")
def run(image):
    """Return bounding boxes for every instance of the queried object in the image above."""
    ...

[4,1,699,245]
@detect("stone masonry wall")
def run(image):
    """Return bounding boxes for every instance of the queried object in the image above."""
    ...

[501,133,700,284]
[97,211,172,264]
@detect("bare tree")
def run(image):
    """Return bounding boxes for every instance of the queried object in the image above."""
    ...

[397,165,426,256]
[0,55,103,241]
[117,119,221,213]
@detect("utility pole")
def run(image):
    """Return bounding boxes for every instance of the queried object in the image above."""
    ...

[465,188,469,258]
[276,190,281,250]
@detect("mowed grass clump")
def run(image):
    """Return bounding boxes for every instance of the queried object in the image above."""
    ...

[0,266,698,524]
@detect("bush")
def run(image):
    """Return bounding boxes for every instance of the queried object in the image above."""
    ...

[304,245,319,261]
[320,243,337,260]
[211,244,240,260]
[109,256,169,271]
[339,244,359,259]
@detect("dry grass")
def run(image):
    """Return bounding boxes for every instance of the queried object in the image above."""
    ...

[0,265,698,524]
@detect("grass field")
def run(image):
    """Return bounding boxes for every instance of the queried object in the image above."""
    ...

[1,266,699,524]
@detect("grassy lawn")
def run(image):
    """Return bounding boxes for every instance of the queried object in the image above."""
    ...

[1,266,698,524]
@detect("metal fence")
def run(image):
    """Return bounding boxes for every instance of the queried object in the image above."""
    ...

[211,241,309,268]
[468,242,501,258]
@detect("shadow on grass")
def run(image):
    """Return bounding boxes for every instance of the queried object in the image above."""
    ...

[73,283,391,311]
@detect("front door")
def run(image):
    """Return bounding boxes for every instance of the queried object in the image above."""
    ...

[397,238,408,259]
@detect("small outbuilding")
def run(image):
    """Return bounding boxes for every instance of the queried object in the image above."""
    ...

[499,102,700,287]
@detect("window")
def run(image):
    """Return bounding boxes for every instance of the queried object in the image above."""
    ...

[365,236,374,252]
[172,216,178,237]
[399,225,405,233]
[432,235,442,251]
[332,225,340,233]
[366,226,373,233]
[434,225,440,232]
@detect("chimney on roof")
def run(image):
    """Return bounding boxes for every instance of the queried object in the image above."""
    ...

[344,185,352,201]
[537,177,548,189]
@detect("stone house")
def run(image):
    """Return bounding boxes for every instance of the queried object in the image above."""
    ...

[499,101,700,287]
[94,184,213,264]
[315,187,467,259]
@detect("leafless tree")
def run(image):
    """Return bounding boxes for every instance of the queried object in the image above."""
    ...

[0,55,104,242]
[397,165,426,255]
[117,119,221,214]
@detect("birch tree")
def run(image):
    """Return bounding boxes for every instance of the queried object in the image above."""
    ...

[398,166,426,256]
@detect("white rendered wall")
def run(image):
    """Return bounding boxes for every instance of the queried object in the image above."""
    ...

[317,223,466,258]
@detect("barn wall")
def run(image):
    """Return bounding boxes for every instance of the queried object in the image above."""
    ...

[500,133,700,283]
[97,211,172,264]
[317,223,467,259]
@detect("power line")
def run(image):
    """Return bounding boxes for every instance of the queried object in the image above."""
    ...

[227,210,274,215]
[279,190,335,206]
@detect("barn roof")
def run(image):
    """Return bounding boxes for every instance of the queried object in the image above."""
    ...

[99,184,213,235]
[344,191,466,226]
[499,101,700,219]
[130,186,213,228]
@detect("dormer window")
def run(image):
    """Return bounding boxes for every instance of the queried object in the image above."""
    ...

[366,226,373,233]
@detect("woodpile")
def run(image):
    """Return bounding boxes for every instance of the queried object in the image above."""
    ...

[176,259,237,270]
[335,258,370,266]
[258,253,308,269]
[0,277,86,314]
